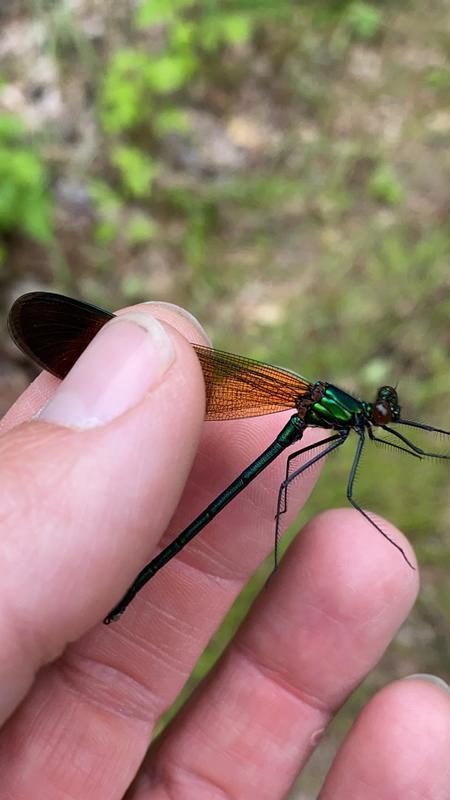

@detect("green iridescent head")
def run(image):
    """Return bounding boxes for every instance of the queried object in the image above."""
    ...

[368,385,401,425]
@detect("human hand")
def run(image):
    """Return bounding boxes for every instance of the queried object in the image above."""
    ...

[0,302,449,798]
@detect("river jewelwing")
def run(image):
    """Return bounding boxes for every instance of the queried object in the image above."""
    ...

[7,292,450,624]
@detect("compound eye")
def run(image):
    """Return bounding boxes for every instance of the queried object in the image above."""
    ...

[372,401,392,425]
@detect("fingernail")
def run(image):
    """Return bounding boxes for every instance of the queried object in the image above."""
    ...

[143,301,212,345]
[405,674,450,694]
[38,311,175,429]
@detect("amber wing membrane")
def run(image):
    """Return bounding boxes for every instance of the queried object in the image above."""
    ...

[195,345,311,419]
[8,292,312,420]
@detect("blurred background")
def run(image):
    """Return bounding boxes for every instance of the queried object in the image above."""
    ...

[1,1,449,796]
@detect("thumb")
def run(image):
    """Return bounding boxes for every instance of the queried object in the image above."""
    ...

[0,309,204,722]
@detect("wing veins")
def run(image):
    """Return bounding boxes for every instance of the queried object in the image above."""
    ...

[9,293,313,421]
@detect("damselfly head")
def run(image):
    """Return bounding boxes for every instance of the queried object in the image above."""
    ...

[369,385,401,425]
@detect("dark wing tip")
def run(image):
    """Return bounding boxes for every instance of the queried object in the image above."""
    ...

[7,291,114,378]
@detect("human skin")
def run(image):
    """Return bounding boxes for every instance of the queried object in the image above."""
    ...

[0,301,449,799]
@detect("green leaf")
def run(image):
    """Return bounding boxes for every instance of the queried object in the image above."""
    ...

[197,11,253,51]
[100,51,152,134]
[109,48,150,74]
[221,14,253,45]
[368,165,404,207]
[345,2,382,41]
[425,68,449,89]
[145,55,196,94]
[0,112,26,141]
[90,179,123,213]
[121,272,149,300]
[0,139,53,242]
[135,0,195,28]
[125,214,158,244]
[111,146,159,198]
[135,0,174,27]
[95,220,118,244]
[170,21,196,49]
[199,17,223,52]
[154,107,189,136]
[20,189,53,242]
[0,177,17,226]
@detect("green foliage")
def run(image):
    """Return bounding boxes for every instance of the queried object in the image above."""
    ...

[89,177,158,244]
[368,164,404,206]
[100,49,154,135]
[135,0,195,27]
[425,67,450,89]
[146,54,196,94]
[100,3,254,137]
[344,2,383,40]
[89,179,123,244]
[153,107,189,137]
[0,112,52,242]
[94,220,118,245]
[95,0,258,255]
[0,113,26,140]
[125,213,158,244]
[183,199,218,271]
[197,11,252,50]
[111,146,159,198]
[89,178,122,213]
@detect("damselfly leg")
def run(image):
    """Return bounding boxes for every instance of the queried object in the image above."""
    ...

[346,431,414,568]
[272,430,349,570]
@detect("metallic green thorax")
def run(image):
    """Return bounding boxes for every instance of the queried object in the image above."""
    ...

[306,384,364,428]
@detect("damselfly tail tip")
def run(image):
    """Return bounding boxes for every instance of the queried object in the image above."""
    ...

[103,609,123,625]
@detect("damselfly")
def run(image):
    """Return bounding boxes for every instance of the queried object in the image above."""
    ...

[7,292,449,624]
